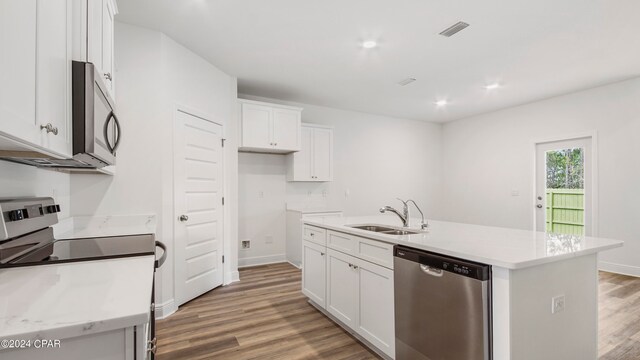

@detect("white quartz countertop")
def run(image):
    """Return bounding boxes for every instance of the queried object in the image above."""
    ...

[303,215,624,269]
[286,203,343,214]
[0,256,155,343]
[53,214,157,239]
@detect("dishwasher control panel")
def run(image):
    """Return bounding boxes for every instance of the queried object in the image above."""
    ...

[395,245,491,281]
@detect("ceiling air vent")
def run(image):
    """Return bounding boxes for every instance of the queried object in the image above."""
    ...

[439,21,470,37]
[398,77,417,86]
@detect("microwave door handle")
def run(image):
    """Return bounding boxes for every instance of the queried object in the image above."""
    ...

[111,113,122,154]
[103,111,115,154]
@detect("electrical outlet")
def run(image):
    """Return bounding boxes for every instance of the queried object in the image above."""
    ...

[241,240,251,250]
[552,295,565,314]
[265,235,273,244]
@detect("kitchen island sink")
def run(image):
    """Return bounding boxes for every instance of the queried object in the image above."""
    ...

[347,224,422,235]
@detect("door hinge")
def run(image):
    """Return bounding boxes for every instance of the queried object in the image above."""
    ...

[222,197,225,206]
[221,138,226,147]
[222,255,225,263]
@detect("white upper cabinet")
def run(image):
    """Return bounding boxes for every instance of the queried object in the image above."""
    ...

[0,0,38,147]
[240,102,272,148]
[239,99,302,153]
[86,0,117,98]
[0,0,73,158]
[37,0,73,157]
[287,124,333,182]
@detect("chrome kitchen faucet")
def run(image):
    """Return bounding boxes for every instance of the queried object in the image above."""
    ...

[379,198,428,229]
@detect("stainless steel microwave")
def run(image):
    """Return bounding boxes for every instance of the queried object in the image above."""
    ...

[71,61,121,168]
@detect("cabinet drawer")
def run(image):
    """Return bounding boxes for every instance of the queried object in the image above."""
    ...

[327,230,357,254]
[357,237,394,269]
[303,225,326,245]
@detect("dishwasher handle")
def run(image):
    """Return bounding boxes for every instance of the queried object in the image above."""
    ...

[420,264,444,277]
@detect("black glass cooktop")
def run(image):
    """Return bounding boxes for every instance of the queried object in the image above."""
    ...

[1,233,155,268]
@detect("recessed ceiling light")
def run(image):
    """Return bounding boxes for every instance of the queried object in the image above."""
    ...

[484,83,500,90]
[435,99,448,107]
[362,40,377,49]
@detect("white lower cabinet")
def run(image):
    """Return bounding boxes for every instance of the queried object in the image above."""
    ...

[302,240,327,308]
[326,249,359,329]
[303,236,395,359]
[356,258,395,357]
[1,324,149,360]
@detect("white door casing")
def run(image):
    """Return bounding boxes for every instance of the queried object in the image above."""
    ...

[534,136,593,235]
[174,109,224,306]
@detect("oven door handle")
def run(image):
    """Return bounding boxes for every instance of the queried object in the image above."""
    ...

[155,241,167,269]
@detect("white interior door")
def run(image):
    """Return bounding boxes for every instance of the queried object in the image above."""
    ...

[535,137,592,235]
[174,109,224,306]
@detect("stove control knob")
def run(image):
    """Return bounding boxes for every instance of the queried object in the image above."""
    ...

[8,209,25,221]
[45,205,61,214]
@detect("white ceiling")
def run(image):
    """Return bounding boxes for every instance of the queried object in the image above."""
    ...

[117,0,640,122]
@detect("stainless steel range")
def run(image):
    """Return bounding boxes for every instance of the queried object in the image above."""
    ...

[0,197,165,359]
[0,197,163,267]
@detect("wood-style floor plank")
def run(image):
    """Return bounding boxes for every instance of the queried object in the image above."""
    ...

[157,264,640,359]
[157,263,379,360]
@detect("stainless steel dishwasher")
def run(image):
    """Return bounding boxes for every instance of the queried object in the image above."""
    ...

[394,245,492,360]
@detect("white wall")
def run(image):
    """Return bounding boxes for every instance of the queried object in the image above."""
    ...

[237,95,443,265]
[0,162,71,219]
[238,153,287,266]
[441,77,640,275]
[71,22,238,316]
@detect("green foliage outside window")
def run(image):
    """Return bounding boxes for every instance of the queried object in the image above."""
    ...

[546,148,584,189]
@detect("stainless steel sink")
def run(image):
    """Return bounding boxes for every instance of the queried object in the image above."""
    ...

[349,225,397,232]
[380,229,420,235]
[347,224,421,236]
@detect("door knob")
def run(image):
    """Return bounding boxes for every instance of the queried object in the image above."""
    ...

[179,214,189,222]
[40,123,59,135]
[536,204,543,209]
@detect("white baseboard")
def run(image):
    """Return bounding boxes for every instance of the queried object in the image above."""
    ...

[155,298,177,320]
[599,261,640,277]
[287,260,302,269]
[238,254,286,268]
[225,270,240,285]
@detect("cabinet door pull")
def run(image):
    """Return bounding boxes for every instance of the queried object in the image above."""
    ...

[104,72,112,81]
[320,252,325,256]
[40,123,58,135]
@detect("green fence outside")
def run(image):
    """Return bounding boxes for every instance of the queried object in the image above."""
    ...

[545,188,585,235]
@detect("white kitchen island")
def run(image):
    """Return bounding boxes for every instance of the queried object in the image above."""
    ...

[300,215,623,360]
